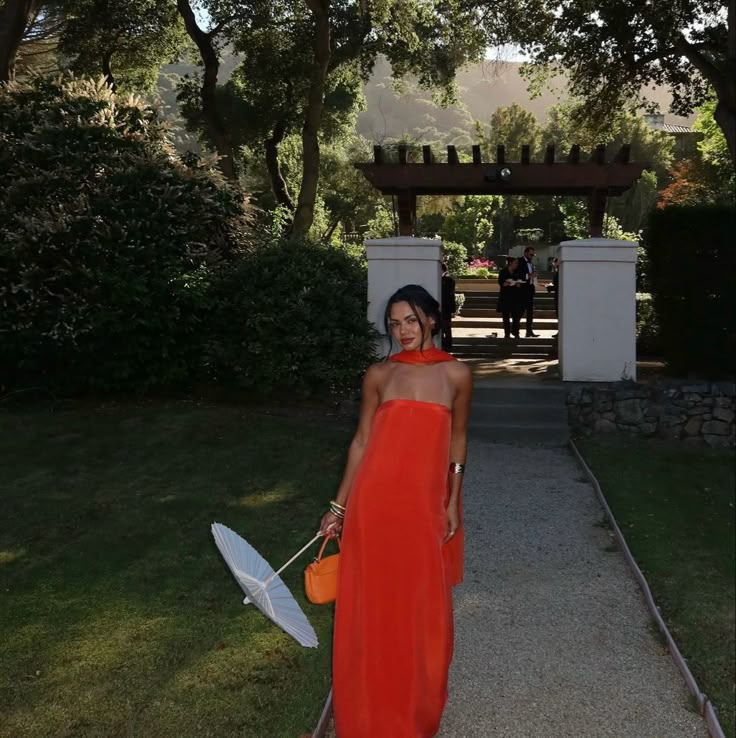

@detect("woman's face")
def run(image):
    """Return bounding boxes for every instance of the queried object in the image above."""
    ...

[507,259,518,271]
[389,301,434,351]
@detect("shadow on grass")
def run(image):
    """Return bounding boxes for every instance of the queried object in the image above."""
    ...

[0,402,350,738]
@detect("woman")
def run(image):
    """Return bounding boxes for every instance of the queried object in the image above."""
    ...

[319,284,473,738]
[496,256,523,338]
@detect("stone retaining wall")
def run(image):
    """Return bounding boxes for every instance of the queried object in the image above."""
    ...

[567,380,735,448]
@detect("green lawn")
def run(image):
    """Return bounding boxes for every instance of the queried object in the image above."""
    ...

[0,402,350,738]
[577,437,736,738]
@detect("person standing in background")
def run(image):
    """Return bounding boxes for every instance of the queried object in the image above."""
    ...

[515,246,539,337]
[440,262,456,352]
[496,256,523,339]
[550,257,559,318]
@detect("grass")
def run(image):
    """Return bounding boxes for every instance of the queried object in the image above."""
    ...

[577,437,736,738]
[0,401,351,738]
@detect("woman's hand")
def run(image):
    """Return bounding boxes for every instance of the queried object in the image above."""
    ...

[319,511,342,538]
[443,502,460,544]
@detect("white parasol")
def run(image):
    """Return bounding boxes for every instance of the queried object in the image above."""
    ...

[211,522,324,648]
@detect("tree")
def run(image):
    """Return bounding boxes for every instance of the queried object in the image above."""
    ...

[0,0,40,81]
[542,100,674,232]
[58,0,186,92]
[14,4,64,78]
[189,0,494,236]
[176,0,237,180]
[510,1,736,169]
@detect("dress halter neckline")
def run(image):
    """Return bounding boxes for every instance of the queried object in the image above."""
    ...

[389,347,456,364]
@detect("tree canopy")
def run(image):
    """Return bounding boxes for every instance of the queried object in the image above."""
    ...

[506,0,735,168]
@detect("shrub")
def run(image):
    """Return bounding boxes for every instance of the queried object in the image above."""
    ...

[0,76,253,394]
[441,241,468,278]
[636,293,662,357]
[644,204,735,376]
[205,238,377,395]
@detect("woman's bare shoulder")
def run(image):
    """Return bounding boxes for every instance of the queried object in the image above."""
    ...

[445,359,473,387]
[363,360,393,385]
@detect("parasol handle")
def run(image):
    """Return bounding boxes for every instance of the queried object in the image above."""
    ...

[265,526,334,585]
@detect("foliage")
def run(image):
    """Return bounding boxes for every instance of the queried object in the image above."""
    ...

[636,293,661,357]
[441,240,468,279]
[513,0,735,167]
[441,195,499,254]
[454,292,465,316]
[658,94,736,209]
[364,200,395,239]
[181,0,492,233]
[657,158,723,209]
[694,95,734,184]
[0,75,252,394]
[644,205,736,376]
[559,200,640,243]
[59,0,187,91]
[206,237,377,395]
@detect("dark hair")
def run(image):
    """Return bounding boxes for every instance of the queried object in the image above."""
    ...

[524,246,535,255]
[507,256,519,266]
[383,284,440,352]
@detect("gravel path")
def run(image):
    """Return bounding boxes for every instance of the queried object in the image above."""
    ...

[438,441,708,738]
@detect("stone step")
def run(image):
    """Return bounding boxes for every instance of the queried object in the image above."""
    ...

[472,403,568,424]
[456,336,557,345]
[452,347,556,358]
[468,383,570,444]
[467,421,570,445]
[472,384,569,405]
[461,308,557,318]
[452,317,559,329]
[462,293,555,302]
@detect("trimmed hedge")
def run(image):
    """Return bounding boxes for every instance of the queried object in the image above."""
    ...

[0,77,376,397]
[0,76,252,393]
[206,238,376,395]
[644,205,735,376]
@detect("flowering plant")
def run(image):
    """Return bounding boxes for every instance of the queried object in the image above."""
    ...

[467,258,497,270]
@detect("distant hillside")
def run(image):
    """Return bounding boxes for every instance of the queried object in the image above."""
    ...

[356,56,694,143]
[158,52,693,150]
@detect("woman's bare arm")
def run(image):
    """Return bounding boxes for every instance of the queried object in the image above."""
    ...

[319,364,383,534]
[444,363,473,540]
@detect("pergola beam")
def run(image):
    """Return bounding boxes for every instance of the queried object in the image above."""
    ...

[358,144,648,238]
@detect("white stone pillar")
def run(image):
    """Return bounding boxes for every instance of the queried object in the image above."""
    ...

[559,238,637,382]
[365,236,442,357]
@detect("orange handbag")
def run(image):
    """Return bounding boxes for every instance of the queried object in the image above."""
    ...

[304,536,340,604]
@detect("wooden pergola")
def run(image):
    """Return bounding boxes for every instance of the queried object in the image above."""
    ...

[355,144,648,237]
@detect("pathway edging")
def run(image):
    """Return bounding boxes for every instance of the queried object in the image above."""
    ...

[569,439,727,738]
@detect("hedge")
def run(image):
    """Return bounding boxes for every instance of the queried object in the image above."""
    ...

[644,205,735,376]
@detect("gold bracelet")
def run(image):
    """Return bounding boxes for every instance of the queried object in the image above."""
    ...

[449,462,465,474]
[330,500,346,511]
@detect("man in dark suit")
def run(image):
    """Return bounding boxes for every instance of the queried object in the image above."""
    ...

[515,246,539,337]
[440,262,456,351]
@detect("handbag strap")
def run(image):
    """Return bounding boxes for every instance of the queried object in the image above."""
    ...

[315,535,340,562]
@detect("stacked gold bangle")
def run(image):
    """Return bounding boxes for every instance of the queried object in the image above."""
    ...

[329,500,346,519]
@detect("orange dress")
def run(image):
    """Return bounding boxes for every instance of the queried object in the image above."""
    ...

[333,348,463,738]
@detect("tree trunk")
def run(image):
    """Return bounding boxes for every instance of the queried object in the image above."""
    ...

[0,0,38,82]
[101,50,116,91]
[290,0,331,237]
[265,119,295,210]
[176,0,236,180]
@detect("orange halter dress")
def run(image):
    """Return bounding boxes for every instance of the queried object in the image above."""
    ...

[332,348,463,738]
